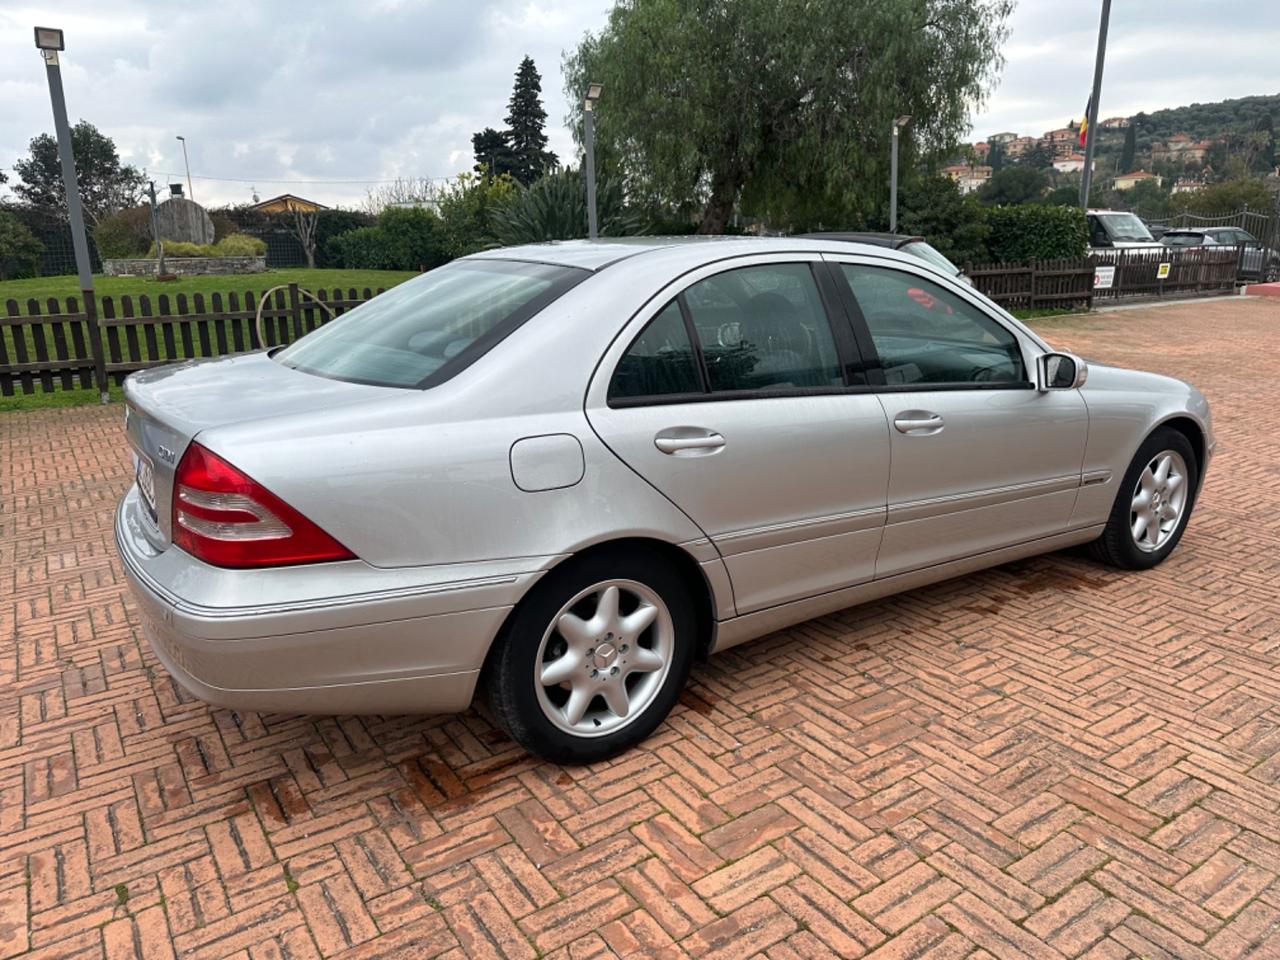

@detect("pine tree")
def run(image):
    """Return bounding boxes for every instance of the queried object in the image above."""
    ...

[472,127,513,178]
[505,56,557,186]
[1119,123,1137,173]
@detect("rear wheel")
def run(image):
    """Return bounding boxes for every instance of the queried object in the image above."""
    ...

[484,548,695,763]
[1088,427,1198,570]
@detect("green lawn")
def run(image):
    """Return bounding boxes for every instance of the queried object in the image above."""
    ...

[0,268,419,305]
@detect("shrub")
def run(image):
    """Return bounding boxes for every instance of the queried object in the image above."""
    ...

[985,204,1087,262]
[492,168,646,246]
[895,175,991,266]
[144,233,266,258]
[94,206,153,258]
[0,210,44,280]
[327,208,449,271]
[326,225,394,270]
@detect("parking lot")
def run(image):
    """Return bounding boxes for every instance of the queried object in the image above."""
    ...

[2,295,1279,960]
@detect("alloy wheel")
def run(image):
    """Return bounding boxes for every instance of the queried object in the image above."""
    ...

[1129,450,1189,553]
[534,579,674,737]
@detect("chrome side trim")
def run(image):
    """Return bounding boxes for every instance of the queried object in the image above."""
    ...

[887,475,1080,524]
[711,524,1105,654]
[714,506,886,556]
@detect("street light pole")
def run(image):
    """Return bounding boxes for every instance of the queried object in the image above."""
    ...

[1079,0,1111,208]
[584,83,602,240]
[176,135,194,201]
[35,26,107,402]
[890,115,911,234]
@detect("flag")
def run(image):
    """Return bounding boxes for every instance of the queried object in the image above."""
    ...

[1078,96,1092,148]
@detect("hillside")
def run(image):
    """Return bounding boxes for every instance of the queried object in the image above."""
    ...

[1135,93,1280,142]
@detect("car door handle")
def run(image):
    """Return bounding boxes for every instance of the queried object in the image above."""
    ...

[654,429,726,456]
[894,411,945,435]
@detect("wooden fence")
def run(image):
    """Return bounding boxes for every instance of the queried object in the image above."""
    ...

[1,284,381,397]
[964,257,1095,312]
[1090,246,1239,301]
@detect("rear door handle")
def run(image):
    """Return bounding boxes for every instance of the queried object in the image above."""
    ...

[894,411,945,435]
[654,429,726,456]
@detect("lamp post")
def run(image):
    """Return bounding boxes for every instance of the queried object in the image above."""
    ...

[584,83,603,240]
[34,25,106,402]
[890,115,911,234]
[175,135,194,200]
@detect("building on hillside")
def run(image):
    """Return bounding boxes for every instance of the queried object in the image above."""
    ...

[1041,126,1081,159]
[971,141,990,161]
[247,194,328,214]
[1053,154,1091,174]
[941,163,993,195]
[1113,170,1162,191]
[1171,177,1203,195]
[987,131,1018,145]
[1152,134,1213,166]
[1100,117,1130,129]
[1005,136,1037,158]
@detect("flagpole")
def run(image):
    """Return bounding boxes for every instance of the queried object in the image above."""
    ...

[1079,0,1111,208]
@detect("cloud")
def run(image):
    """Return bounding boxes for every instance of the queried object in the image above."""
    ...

[0,0,1274,210]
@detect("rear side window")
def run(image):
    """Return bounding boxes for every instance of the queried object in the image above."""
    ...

[607,262,849,404]
[275,259,586,388]
[841,264,1026,387]
[607,301,702,401]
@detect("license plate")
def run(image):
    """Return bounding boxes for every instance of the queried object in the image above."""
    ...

[134,452,158,522]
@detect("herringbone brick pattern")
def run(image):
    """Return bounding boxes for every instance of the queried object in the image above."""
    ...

[3,297,1279,959]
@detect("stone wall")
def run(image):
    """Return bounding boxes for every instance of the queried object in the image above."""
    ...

[103,256,267,277]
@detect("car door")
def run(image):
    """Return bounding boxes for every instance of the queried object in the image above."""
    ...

[585,255,890,614]
[826,256,1089,579]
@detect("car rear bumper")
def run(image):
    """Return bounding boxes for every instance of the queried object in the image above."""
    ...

[114,487,548,715]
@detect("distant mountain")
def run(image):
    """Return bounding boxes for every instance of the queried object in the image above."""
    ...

[1133,93,1279,143]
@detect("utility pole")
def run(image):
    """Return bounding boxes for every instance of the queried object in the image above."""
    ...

[35,26,107,402]
[1079,0,1111,209]
[583,83,603,240]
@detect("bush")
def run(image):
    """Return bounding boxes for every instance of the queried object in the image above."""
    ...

[145,233,266,258]
[986,205,1087,262]
[492,168,646,245]
[895,175,991,265]
[977,166,1048,206]
[0,210,44,280]
[327,208,449,271]
[94,206,152,258]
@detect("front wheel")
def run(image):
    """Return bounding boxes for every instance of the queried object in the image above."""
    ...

[483,548,696,763]
[1088,427,1198,570]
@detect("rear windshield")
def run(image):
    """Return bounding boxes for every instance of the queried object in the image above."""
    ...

[275,259,587,388]
[900,240,962,277]
[1163,232,1206,247]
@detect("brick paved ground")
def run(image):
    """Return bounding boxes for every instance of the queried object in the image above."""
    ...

[3,296,1279,960]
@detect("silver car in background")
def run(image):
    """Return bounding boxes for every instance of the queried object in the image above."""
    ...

[116,237,1214,762]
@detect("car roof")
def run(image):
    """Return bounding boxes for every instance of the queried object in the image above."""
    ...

[464,235,929,272]
[797,232,923,249]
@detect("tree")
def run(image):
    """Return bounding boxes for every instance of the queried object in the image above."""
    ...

[1178,177,1274,215]
[12,121,144,225]
[1119,123,1136,173]
[565,0,1012,233]
[289,209,319,268]
[361,177,439,215]
[977,166,1047,205]
[0,209,44,280]
[894,174,990,265]
[1020,141,1055,170]
[472,127,513,178]
[987,140,1005,174]
[504,57,557,186]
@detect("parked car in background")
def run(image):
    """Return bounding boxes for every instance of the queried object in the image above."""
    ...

[1146,223,1172,241]
[1161,226,1279,282]
[1087,210,1165,252]
[115,237,1214,763]
[801,232,972,284]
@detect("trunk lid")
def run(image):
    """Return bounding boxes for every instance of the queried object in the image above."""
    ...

[123,352,401,550]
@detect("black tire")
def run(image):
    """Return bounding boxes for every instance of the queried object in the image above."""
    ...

[1088,426,1198,570]
[483,546,696,764]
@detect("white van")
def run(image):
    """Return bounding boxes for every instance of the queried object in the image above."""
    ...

[1087,210,1166,253]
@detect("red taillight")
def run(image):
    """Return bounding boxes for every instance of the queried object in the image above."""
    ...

[172,442,355,568]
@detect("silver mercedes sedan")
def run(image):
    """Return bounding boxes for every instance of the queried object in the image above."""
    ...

[116,237,1214,762]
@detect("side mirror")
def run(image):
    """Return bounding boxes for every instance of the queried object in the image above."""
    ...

[1037,352,1088,391]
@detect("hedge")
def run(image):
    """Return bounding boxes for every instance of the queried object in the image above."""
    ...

[985,204,1088,262]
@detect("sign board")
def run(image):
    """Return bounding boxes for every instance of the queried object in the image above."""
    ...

[1157,262,1171,280]
[1094,265,1115,290]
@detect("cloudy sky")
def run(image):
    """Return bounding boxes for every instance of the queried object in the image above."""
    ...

[0,0,1274,209]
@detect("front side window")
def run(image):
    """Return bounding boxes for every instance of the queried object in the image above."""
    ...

[683,263,844,392]
[841,264,1027,387]
[275,259,585,388]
